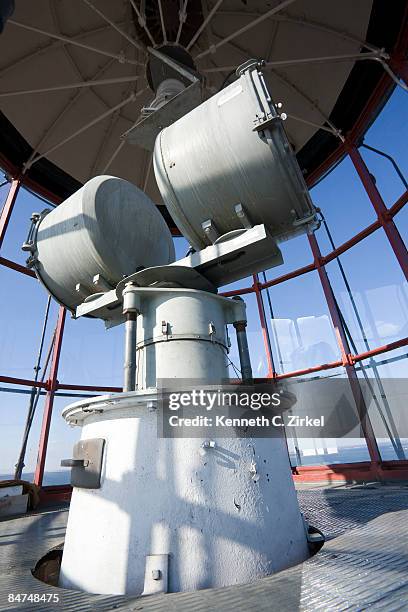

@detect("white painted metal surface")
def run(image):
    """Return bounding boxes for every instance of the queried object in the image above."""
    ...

[141,554,169,596]
[32,176,175,311]
[134,288,236,388]
[153,68,316,252]
[59,391,309,595]
[59,288,308,596]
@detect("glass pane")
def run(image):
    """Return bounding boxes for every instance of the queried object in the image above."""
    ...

[173,236,189,259]
[357,351,408,462]
[58,315,123,389]
[264,232,313,279]
[0,183,55,265]
[310,155,377,249]
[0,265,59,379]
[325,230,408,355]
[43,395,83,485]
[394,204,408,244]
[243,291,271,378]
[323,227,408,461]
[261,270,342,375]
[288,436,370,467]
[360,87,408,207]
[0,385,47,481]
[220,276,253,293]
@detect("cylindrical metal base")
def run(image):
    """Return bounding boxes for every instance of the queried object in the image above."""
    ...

[59,393,309,595]
[135,288,231,388]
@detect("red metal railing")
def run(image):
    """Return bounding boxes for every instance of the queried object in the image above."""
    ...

[0,178,21,249]
[34,307,66,486]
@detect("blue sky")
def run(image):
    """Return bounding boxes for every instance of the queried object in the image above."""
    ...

[0,86,407,479]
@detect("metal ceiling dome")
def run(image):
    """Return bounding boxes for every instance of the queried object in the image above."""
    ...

[0,1,406,230]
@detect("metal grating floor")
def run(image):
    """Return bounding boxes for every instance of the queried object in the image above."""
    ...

[297,483,408,540]
[1,484,407,611]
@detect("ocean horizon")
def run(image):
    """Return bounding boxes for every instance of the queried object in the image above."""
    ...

[0,471,70,486]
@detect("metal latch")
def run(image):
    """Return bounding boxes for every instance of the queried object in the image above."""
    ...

[236,58,265,76]
[22,208,50,266]
[252,114,283,132]
[61,438,105,489]
[61,458,89,468]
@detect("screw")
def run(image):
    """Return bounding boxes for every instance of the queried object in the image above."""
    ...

[202,440,216,449]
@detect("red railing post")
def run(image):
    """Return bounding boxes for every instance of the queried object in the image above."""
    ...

[34,306,66,486]
[308,232,382,475]
[0,177,21,250]
[347,145,408,281]
[389,56,408,89]
[252,273,275,378]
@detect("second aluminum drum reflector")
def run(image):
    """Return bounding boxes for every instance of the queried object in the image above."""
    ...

[153,67,317,253]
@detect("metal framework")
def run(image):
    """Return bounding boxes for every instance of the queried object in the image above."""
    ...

[0,6,407,500]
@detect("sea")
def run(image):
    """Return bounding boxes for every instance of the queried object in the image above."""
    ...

[0,471,70,486]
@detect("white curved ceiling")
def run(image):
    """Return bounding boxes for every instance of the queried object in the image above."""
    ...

[0,0,383,202]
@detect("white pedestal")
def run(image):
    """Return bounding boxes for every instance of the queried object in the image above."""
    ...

[59,392,309,595]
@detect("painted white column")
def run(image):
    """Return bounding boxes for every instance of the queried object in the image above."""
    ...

[134,288,232,388]
[59,394,309,595]
[59,289,309,595]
